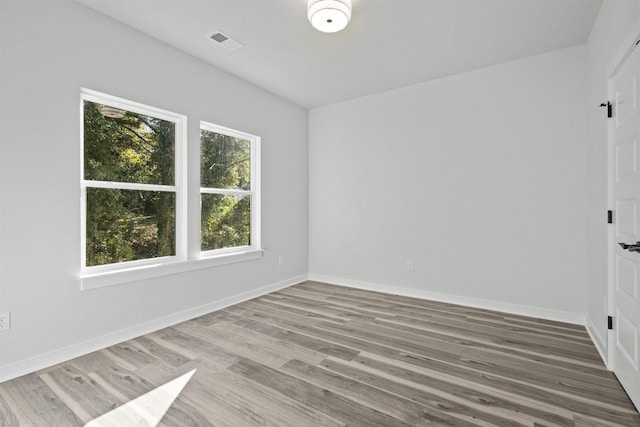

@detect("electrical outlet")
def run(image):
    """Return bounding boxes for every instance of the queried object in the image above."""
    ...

[406,260,414,271]
[0,312,10,331]
[278,255,284,267]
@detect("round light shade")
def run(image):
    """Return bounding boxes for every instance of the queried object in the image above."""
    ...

[308,0,352,33]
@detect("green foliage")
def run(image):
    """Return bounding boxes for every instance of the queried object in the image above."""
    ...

[86,189,175,265]
[84,102,254,266]
[200,131,250,190]
[84,101,176,266]
[200,131,252,251]
[201,194,251,251]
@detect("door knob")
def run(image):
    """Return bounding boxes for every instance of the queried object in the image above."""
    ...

[619,241,640,252]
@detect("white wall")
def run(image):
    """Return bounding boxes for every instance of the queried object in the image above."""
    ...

[0,0,308,380]
[586,0,640,359]
[309,46,589,321]
[2,0,631,383]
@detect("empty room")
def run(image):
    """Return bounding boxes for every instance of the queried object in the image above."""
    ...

[1,0,640,425]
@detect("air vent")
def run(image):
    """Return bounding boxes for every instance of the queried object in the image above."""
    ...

[209,31,243,51]
[210,33,228,43]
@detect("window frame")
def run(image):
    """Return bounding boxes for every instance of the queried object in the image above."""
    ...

[199,121,261,259]
[80,89,187,284]
[79,89,263,291]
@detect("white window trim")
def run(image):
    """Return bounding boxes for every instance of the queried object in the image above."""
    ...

[199,121,261,259]
[80,248,263,290]
[79,89,263,291]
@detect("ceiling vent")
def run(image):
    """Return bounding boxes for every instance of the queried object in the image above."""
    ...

[209,31,243,51]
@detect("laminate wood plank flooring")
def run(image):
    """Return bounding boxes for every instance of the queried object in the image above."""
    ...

[1,280,639,426]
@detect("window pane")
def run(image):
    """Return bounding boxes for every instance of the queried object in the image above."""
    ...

[201,130,251,190]
[86,188,175,266]
[84,100,175,185]
[201,193,251,251]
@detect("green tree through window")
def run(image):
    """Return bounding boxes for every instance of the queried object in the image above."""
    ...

[200,127,254,251]
[83,100,177,266]
[81,90,260,280]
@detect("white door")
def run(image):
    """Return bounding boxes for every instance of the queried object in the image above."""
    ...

[612,41,640,412]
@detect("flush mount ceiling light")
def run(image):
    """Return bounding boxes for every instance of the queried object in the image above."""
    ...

[307,0,352,33]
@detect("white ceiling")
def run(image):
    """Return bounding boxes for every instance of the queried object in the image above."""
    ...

[77,0,602,109]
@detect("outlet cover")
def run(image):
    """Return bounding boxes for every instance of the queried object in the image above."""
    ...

[0,312,10,331]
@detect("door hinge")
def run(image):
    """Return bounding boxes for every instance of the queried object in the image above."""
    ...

[600,101,612,118]
[608,210,614,224]
[608,316,613,330]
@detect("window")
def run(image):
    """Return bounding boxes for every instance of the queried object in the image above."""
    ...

[81,89,186,275]
[200,123,260,255]
[80,89,262,289]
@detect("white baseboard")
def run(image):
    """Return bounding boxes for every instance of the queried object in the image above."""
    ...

[585,315,609,368]
[0,274,306,383]
[1,273,590,383]
[308,274,585,326]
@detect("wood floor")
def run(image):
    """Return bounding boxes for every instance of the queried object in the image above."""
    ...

[1,281,639,426]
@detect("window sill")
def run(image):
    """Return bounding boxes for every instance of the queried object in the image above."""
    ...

[80,249,263,291]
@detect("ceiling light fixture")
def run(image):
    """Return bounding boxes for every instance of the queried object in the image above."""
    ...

[307,0,352,33]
